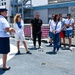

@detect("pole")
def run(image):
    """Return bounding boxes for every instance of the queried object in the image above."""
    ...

[22,0,24,21]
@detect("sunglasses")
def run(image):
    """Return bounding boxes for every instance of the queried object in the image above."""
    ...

[18,16,21,19]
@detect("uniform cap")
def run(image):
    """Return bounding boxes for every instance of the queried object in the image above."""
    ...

[0,6,8,12]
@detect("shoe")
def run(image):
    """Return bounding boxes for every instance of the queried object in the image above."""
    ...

[39,46,43,49]
[26,51,32,54]
[34,46,36,49]
[52,50,57,54]
[16,51,20,55]
[68,46,70,50]
[62,47,66,50]
[2,67,11,71]
[49,43,52,46]
[52,48,57,54]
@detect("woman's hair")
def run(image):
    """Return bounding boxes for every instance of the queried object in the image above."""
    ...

[14,14,21,23]
[53,14,60,22]
[0,12,1,15]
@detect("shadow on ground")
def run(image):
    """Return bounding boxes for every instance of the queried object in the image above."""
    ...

[46,51,57,55]
[0,68,6,75]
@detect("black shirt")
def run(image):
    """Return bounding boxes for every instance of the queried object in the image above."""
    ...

[31,18,43,33]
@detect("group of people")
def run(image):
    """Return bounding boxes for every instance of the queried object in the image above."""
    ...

[0,6,43,71]
[0,6,32,71]
[49,13,74,54]
[0,6,74,71]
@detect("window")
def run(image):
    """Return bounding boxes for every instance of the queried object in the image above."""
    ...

[4,2,6,5]
[2,3,3,5]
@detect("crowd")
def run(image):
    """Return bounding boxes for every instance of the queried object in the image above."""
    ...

[0,6,74,71]
[49,13,74,53]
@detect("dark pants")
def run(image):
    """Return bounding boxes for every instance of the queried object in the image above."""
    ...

[32,32,41,47]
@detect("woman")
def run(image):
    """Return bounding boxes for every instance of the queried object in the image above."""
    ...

[13,14,31,54]
[0,6,15,70]
[50,14,61,54]
[49,14,55,46]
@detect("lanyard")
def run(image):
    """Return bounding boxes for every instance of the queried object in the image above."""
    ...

[69,19,71,24]
[55,22,58,30]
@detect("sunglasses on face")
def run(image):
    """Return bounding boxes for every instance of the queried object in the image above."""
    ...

[18,16,22,19]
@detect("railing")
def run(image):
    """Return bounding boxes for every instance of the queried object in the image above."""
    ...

[24,24,49,38]
[10,23,75,38]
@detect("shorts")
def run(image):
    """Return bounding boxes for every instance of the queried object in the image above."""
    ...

[60,31,65,38]
[15,33,25,41]
[0,37,10,54]
[65,30,73,37]
[49,32,54,38]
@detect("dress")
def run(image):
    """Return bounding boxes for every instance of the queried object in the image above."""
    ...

[13,21,25,41]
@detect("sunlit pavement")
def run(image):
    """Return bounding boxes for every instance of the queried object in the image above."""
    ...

[0,37,75,75]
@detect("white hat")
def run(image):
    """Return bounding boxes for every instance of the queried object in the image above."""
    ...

[0,6,8,12]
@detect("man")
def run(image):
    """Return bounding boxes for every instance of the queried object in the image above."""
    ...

[0,6,15,70]
[59,13,66,49]
[65,14,74,49]
[30,13,43,49]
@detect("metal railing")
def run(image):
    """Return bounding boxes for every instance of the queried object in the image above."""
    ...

[10,23,75,38]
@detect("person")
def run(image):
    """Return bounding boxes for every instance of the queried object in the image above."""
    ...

[59,13,66,49]
[30,12,43,49]
[0,6,15,70]
[64,14,74,49]
[49,14,55,46]
[50,14,61,54]
[13,14,32,54]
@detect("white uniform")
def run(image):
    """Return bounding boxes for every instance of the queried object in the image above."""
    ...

[13,21,25,41]
[0,15,10,54]
[50,20,61,33]
[0,15,10,37]
[65,18,74,30]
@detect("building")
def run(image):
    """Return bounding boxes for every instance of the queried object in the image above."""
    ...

[11,0,33,23]
[0,0,75,23]
[33,0,75,24]
[0,0,12,22]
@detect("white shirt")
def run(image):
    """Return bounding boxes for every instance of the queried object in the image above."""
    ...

[65,18,74,30]
[49,19,54,32]
[50,20,61,33]
[0,15,10,37]
[13,21,24,36]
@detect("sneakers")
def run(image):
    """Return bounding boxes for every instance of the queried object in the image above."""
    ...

[26,51,32,54]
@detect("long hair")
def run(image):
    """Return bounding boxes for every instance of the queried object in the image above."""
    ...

[14,14,21,23]
[53,14,60,22]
